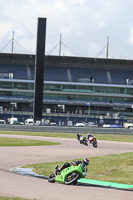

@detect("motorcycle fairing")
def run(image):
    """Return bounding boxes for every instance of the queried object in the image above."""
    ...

[55,164,84,183]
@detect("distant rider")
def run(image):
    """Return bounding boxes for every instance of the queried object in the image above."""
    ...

[77,133,87,144]
[87,133,94,140]
[80,135,87,143]
[77,133,80,140]
[87,133,97,147]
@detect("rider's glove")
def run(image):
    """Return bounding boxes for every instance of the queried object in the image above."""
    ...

[71,161,75,165]
[83,172,87,177]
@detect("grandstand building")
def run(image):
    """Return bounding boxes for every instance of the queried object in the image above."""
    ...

[0,53,133,123]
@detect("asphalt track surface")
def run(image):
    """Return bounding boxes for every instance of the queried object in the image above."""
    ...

[0,134,133,200]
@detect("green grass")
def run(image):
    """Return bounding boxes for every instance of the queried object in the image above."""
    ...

[89,152,133,184]
[25,152,133,185]
[0,137,60,146]
[0,130,133,142]
[95,134,133,142]
[0,130,76,138]
[0,197,29,200]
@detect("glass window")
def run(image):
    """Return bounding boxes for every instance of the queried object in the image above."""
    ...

[28,83,34,90]
[93,86,125,94]
[126,88,133,95]
[12,91,34,98]
[45,84,61,91]
[0,81,13,88]
[14,82,28,89]
[62,85,77,92]
[78,85,93,93]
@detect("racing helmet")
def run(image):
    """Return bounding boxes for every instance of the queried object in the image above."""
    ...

[82,158,89,166]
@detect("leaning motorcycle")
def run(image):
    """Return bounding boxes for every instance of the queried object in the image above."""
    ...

[48,164,86,185]
[78,135,88,146]
[80,138,88,146]
[88,136,97,147]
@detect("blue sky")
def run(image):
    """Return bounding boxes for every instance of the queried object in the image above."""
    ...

[0,0,133,60]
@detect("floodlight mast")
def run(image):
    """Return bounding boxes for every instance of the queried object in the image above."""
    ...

[59,34,62,56]
[33,18,47,124]
[11,31,14,54]
[106,36,109,59]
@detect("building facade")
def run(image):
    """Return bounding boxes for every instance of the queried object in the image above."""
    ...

[0,53,133,121]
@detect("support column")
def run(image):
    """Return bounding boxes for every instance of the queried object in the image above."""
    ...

[33,18,47,123]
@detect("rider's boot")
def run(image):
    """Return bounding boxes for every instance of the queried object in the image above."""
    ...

[54,165,59,175]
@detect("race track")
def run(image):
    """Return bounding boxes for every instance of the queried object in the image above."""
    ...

[0,134,133,200]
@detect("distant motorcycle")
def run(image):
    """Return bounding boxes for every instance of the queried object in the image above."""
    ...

[77,134,88,146]
[80,137,88,146]
[88,136,97,148]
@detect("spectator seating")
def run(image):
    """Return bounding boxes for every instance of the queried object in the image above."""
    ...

[0,63,133,85]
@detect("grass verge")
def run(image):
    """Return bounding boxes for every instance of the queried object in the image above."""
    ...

[25,152,133,185]
[0,197,29,200]
[0,131,133,142]
[0,137,60,146]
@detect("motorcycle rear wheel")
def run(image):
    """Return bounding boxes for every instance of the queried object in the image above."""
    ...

[48,173,56,183]
[65,172,79,185]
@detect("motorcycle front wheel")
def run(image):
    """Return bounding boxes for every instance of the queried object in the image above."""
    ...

[65,172,79,185]
[48,173,56,183]
[93,142,97,148]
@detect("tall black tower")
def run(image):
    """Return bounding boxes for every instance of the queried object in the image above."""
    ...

[33,18,46,123]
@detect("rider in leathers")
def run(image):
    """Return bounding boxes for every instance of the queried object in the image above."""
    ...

[55,158,89,176]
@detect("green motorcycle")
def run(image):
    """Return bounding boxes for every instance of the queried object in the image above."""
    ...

[48,164,86,185]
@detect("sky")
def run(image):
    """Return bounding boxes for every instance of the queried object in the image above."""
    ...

[1,0,133,60]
